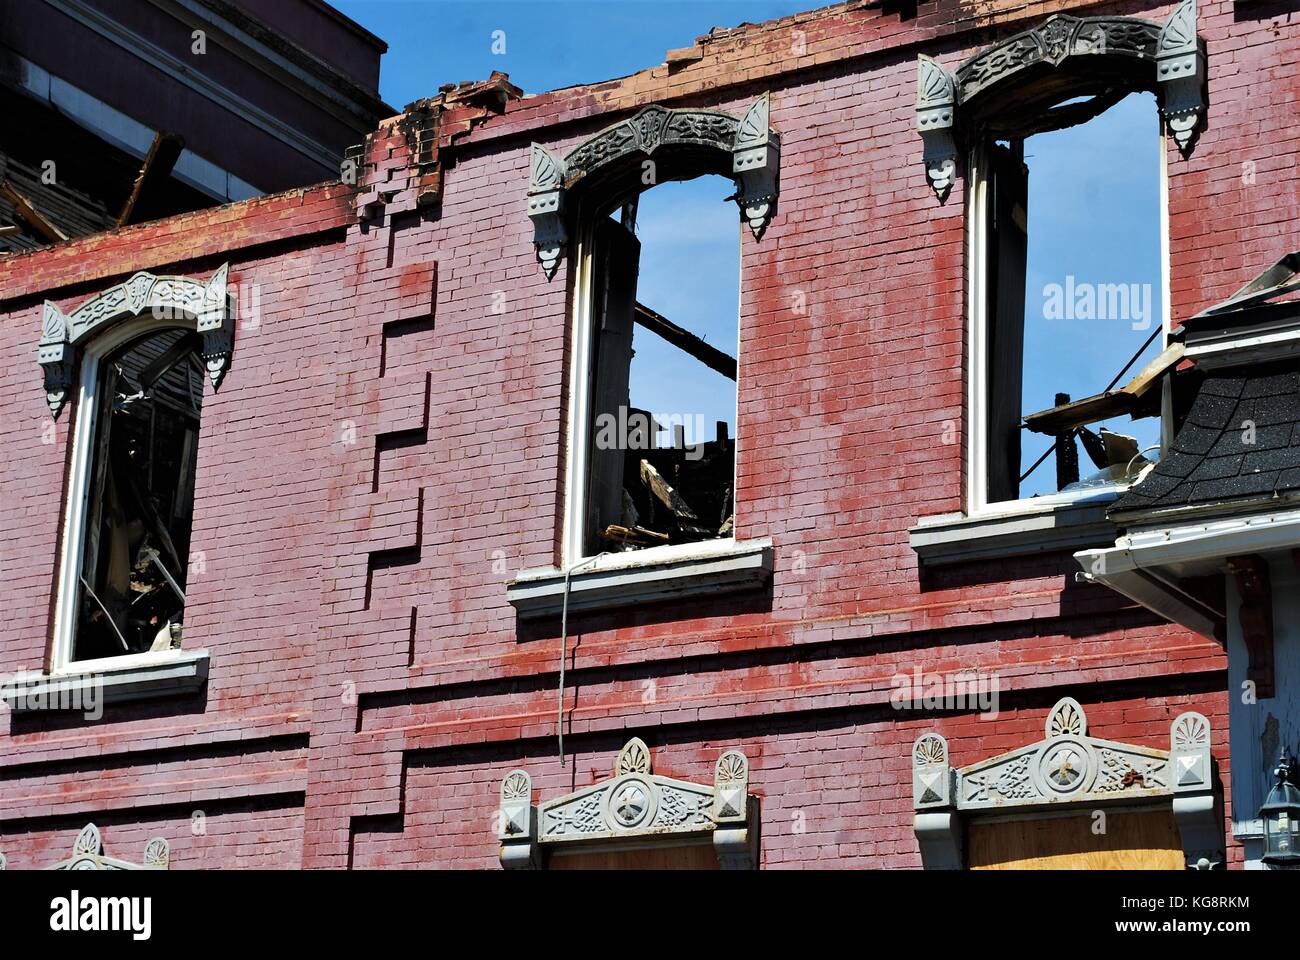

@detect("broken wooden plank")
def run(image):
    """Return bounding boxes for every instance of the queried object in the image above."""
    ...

[117,132,185,227]
[634,302,737,380]
[0,180,68,243]
[1023,342,1184,434]
[640,459,699,521]
[599,524,671,546]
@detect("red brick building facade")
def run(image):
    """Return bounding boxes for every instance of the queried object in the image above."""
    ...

[0,0,1295,869]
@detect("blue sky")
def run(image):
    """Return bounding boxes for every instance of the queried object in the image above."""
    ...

[334,1,1165,494]
[1019,92,1164,496]
[333,0,812,107]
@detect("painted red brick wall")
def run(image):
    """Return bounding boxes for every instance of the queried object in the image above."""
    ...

[1,0,1292,868]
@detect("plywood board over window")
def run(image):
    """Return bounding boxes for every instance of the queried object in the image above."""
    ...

[968,810,1185,870]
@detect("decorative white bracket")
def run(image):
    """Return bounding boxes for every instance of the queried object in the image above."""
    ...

[915,0,1206,201]
[1156,0,1206,154]
[913,698,1223,869]
[498,737,758,868]
[38,264,232,418]
[527,95,781,279]
[0,823,169,870]
[916,55,958,203]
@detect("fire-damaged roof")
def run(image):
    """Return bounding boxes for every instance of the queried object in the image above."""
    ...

[1111,252,1300,520]
[1109,364,1300,517]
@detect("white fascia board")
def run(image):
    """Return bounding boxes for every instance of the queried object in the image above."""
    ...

[1074,508,1300,640]
[1185,325,1300,370]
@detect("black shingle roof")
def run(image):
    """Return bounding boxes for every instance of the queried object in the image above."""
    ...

[1110,362,1300,517]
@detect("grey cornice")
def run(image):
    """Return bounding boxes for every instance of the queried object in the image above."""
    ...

[147,0,394,131]
[915,0,1206,202]
[38,265,233,418]
[527,94,781,279]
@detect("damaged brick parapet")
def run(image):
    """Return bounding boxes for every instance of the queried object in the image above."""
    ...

[351,71,523,221]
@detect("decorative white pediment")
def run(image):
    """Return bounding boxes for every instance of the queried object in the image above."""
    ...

[498,737,757,868]
[0,823,170,870]
[913,698,1222,869]
[37,264,233,418]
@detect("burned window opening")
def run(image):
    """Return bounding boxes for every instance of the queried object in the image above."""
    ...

[980,90,1165,505]
[75,328,204,661]
[582,176,739,557]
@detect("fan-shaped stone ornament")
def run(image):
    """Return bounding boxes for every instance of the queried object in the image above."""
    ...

[616,737,651,775]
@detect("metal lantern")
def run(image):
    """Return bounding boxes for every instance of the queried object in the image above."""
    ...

[1261,752,1300,866]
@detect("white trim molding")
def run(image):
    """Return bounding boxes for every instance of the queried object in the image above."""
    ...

[1,649,210,711]
[1071,508,1300,641]
[498,738,758,869]
[40,267,227,689]
[507,537,773,618]
[913,698,1223,869]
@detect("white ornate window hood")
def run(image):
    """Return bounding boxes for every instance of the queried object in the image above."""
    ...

[527,95,780,278]
[497,737,758,868]
[38,264,233,418]
[915,0,1205,202]
[913,698,1223,869]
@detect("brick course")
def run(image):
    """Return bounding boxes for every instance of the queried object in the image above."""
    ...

[0,0,1291,868]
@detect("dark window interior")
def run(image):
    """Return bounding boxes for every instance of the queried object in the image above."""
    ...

[75,328,204,660]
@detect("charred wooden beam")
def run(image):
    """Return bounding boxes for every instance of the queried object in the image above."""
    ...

[1023,342,1183,435]
[117,132,185,227]
[634,302,737,381]
[0,180,67,243]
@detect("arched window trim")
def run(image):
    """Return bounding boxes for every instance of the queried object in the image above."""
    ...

[526,94,780,278]
[38,264,232,419]
[915,0,1205,202]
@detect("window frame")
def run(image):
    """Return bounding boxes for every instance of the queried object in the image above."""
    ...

[963,120,1174,519]
[561,190,745,569]
[51,313,204,674]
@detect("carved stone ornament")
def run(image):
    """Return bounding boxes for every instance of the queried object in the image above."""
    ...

[38,264,233,418]
[0,823,170,870]
[497,737,757,868]
[527,94,781,278]
[912,698,1223,869]
[915,0,1206,201]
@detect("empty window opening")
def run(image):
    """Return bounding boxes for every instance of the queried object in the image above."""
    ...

[582,175,739,556]
[74,328,204,660]
[981,91,1166,504]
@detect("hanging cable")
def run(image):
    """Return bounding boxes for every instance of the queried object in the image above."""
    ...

[557,551,608,767]
[1102,322,1165,393]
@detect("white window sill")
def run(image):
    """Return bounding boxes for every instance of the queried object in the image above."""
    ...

[1,649,210,711]
[507,538,773,618]
[910,492,1122,566]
